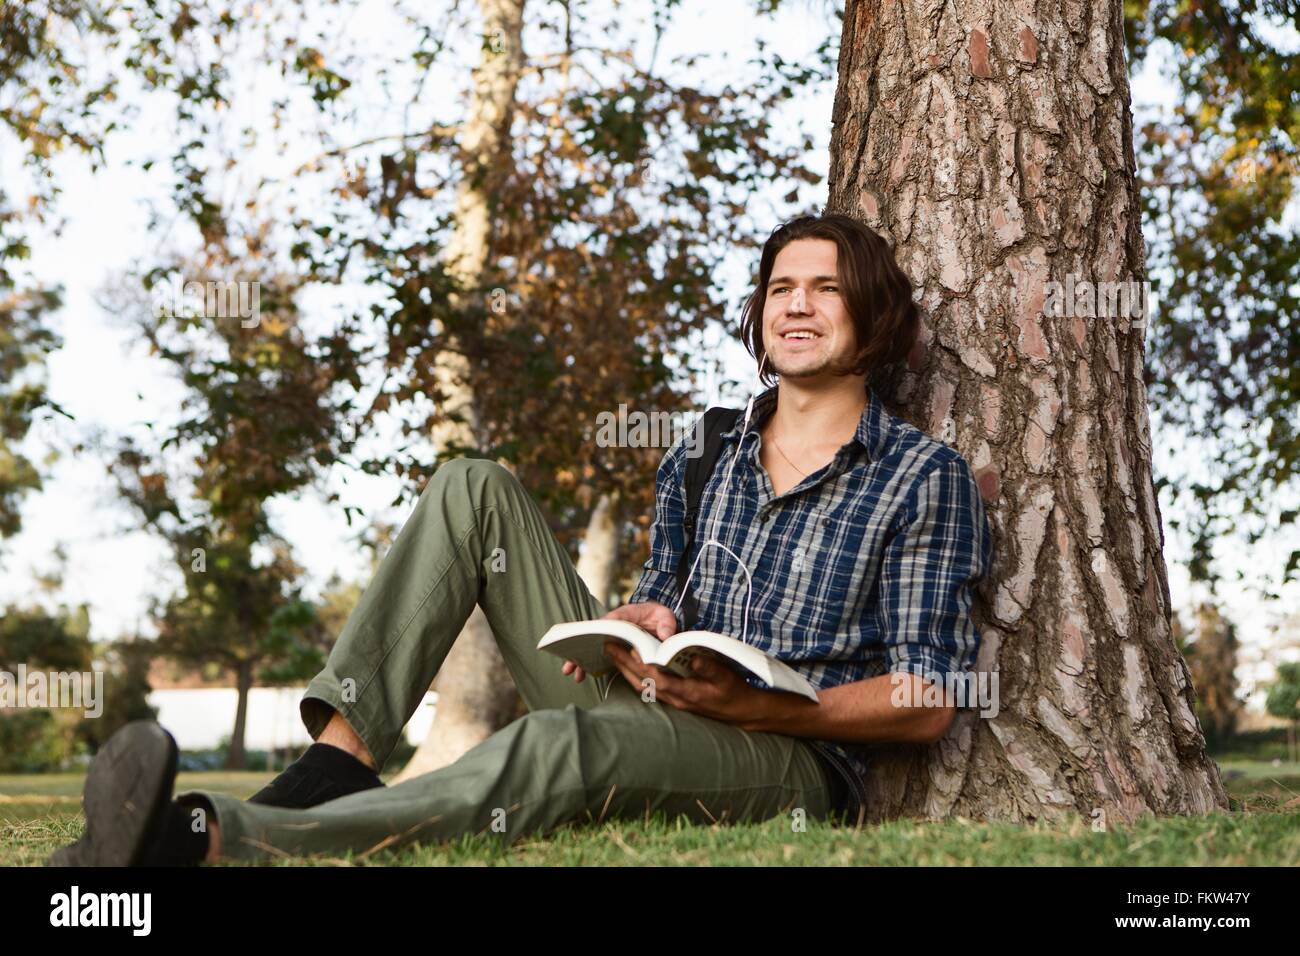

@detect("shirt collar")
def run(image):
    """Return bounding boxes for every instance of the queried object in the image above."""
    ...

[718,383,893,463]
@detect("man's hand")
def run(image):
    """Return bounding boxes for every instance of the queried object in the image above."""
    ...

[603,645,771,729]
[560,601,679,684]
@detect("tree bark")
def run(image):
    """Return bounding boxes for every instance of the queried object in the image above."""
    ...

[575,492,621,607]
[826,0,1228,821]
[395,0,528,781]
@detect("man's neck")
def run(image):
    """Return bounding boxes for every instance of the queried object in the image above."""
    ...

[765,375,869,446]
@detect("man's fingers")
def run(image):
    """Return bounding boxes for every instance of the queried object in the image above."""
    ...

[617,660,645,691]
[561,660,586,683]
[690,656,722,679]
[605,644,643,689]
[603,642,700,704]
[602,603,678,642]
[650,608,678,640]
[644,663,688,700]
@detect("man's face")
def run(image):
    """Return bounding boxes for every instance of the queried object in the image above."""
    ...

[761,238,858,382]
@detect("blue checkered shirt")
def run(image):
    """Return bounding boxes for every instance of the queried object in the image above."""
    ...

[627,383,994,813]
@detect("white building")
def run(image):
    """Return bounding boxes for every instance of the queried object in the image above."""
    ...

[147,687,438,751]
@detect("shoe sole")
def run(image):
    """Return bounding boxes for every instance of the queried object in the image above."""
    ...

[60,722,179,867]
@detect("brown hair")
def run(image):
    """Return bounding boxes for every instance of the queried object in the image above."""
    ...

[739,213,919,387]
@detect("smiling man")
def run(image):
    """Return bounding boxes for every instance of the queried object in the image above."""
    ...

[583,213,994,816]
[50,213,993,866]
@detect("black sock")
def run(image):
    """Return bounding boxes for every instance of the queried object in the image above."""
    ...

[140,799,212,867]
[247,742,384,809]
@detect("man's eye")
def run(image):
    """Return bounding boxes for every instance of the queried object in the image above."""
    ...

[820,285,838,293]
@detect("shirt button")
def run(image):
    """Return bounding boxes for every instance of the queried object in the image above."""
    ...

[822,517,830,526]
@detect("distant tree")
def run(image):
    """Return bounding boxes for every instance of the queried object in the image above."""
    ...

[0,1,119,548]
[1126,1,1300,590]
[310,573,365,654]
[77,635,159,752]
[110,252,358,768]
[0,602,92,674]
[0,601,93,771]
[1182,603,1243,747]
[1264,662,1300,764]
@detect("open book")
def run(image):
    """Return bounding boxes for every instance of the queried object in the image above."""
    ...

[537,619,820,703]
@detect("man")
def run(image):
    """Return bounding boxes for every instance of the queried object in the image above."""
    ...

[50,213,993,866]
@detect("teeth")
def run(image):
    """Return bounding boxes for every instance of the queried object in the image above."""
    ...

[784,332,816,339]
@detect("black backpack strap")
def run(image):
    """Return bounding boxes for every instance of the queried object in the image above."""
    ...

[674,406,743,629]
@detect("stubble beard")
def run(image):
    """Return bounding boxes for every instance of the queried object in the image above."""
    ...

[766,344,846,381]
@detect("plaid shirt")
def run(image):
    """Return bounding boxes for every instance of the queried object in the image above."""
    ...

[628,383,994,814]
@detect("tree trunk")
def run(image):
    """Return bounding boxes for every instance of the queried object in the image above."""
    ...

[575,492,621,607]
[226,659,253,770]
[826,0,1228,822]
[395,0,528,781]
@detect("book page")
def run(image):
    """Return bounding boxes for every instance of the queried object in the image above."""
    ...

[536,619,662,675]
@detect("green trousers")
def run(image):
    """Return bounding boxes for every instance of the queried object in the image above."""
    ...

[180,458,839,861]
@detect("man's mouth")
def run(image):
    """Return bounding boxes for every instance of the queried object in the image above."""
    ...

[780,329,821,341]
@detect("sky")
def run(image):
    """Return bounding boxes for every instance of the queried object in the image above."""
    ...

[2,0,1297,711]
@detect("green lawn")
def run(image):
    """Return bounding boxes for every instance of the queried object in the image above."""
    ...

[3,763,1296,867]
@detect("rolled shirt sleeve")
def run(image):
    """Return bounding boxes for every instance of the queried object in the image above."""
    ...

[874,452,993,684]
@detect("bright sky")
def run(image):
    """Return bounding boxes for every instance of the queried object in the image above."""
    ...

[2,0,1296,710]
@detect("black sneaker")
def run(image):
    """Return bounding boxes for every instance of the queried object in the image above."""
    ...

[47,721,179,867]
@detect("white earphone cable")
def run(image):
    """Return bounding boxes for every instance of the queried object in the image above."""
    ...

[671,352,769,642]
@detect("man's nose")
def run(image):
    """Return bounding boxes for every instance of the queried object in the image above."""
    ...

[787,287,809,313]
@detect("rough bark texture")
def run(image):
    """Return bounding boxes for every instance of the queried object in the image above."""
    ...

[395,0,528,783]
[827,0,1228,822]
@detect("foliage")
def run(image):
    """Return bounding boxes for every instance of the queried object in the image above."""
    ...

[108,254,354,763]
[0,602,92,771]
[1265,661,1300,722]
[75,636,159,753]
[1127,1,1300,590]
[1174,603,1244,745]
[105,0,833,572]
[0,0,118,547]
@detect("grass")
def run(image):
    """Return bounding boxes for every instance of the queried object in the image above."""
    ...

[1209,727,1297,764]
[2,761,1297,867]
[0,771,268,868]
